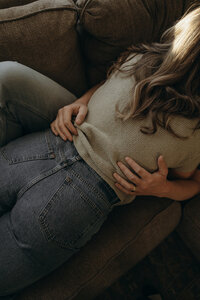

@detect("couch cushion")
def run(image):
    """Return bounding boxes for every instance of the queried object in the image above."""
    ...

[0,0,87,97]
[17,197,181,300]
[176,195,200,262]
[0,0,35,9]
[76,0,195,87]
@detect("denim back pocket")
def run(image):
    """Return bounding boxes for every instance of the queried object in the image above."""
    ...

[38,174,109,250]
[0,131,55,164]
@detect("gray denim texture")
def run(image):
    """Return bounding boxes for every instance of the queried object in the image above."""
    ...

[0,61,119,299]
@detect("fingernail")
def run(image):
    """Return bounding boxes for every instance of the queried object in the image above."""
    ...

[125,157,130,161]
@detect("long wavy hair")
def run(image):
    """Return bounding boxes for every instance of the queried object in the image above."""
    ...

[107,5,200,138]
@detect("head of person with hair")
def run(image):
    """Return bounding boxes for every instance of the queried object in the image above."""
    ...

[108,5,200,138]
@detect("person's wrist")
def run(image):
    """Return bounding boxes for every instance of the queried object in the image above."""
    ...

[76,96,89,105]
[160,179,172,198]
[154,179,171,198]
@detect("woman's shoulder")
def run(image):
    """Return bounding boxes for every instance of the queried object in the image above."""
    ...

[108,53,143,82]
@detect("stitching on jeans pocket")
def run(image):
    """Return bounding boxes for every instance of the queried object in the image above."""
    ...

[38,178,104,249]
[0,148,53,164]
[0,131,55,164]
[17,164,63,199]
[70,169,111,208]
[70,179,103,217]
[83,162,120,204]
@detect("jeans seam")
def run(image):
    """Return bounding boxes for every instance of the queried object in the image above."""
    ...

[0,130,55,164]
[45,129,54,153]
[17,164,63,199]
[0,148,53,164]
[82,158,119,204]
[70,179,104,217]
[38,179,68,246]
[39,179,103,249]
[70,169,111,208]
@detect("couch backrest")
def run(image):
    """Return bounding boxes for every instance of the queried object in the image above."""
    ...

[0,0,36,9]
[76,0,197,87]
[0,0,197,95]
[0,0,87,97]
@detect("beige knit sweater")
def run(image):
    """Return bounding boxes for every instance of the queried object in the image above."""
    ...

[73,55,200,205]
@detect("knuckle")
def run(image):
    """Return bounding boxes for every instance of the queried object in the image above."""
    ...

[129,175,135,182]
[127,183,133,190]
[123,190,129,195]
[58,121,62,128]
[64,121,70,127]
[117,177,122,183]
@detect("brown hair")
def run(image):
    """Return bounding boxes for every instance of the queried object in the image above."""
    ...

[107,6,200,138]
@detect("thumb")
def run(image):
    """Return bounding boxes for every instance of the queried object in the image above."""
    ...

[158,155,168,177]
[75,105,88,125]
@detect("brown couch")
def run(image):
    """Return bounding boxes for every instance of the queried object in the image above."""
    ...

[0,0,199,299]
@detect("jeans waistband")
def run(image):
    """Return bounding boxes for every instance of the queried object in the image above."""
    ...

[45,129,81,164]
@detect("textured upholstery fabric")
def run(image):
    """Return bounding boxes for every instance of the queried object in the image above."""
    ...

[0,0,87,97]
[176,196,200,262]
[17,198,181,300]
[0,0,36,9]
[76,0,195,87]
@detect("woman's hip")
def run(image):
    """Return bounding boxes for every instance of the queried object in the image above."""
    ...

[0,129,118,204]
[0,129,119,250]
[0,129,120,296]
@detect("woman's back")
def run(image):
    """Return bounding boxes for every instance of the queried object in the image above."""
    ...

[73,55,200,204]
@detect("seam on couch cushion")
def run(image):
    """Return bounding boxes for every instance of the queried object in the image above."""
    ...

[68,201,181,299]
[77,0,92,24]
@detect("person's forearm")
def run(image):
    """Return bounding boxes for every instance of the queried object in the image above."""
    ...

[77,81,105,105]
[162,178,200,201]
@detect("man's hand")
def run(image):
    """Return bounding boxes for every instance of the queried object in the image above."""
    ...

[50,101,88,141]
[113,156,169,197]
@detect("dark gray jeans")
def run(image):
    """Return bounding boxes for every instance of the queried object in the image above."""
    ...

[0,62,119,299]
